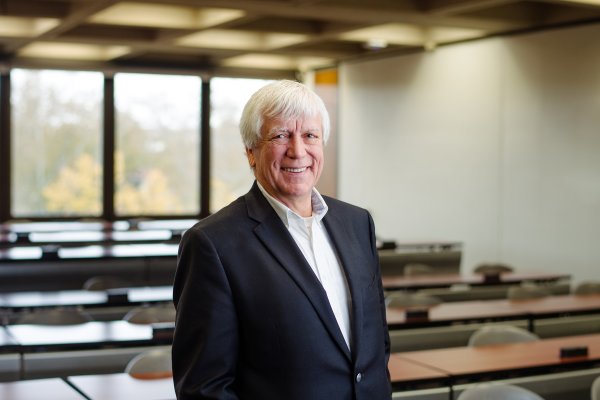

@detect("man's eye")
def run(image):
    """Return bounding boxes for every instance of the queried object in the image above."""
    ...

[269,134,289,143]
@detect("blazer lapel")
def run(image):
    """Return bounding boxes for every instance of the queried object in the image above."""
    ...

[322,211,367,363]
[245,184,352,360]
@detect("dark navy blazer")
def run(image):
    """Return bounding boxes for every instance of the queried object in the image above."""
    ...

[172,182,391,400]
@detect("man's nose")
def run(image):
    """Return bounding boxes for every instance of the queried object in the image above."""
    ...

[286,135,307,158]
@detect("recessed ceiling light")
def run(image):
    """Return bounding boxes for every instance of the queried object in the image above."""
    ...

[222,54,333,71]
[0,16,59,37]
[363,38,388,50]
[177,30,307,50]
[89,3,244,29]
[18,42,130,61]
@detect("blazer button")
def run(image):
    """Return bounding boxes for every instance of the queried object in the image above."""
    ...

[355,372,362,383]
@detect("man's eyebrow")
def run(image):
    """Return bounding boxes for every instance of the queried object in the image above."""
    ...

[267,127,291,135]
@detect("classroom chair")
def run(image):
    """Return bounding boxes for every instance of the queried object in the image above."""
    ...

[457,383,545,400]
[574,281,600,296]
[468,324,539,347]
[473,262,514,275]
[592,374,600,400]
[83,275,132,291]
[508,284,550,301]
[125,347,173,380]
[123,303,176,324]
[403,263,434,277]
[385,292,442,309]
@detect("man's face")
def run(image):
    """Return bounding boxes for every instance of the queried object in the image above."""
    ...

[247,114,324,211]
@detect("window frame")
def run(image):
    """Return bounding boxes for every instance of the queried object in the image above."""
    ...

[0,68,208,222]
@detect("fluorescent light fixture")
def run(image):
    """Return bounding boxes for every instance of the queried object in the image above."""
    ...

[18,42,131,61]
[0,16,59,37]
[177,30,307,50]
[89,3,244,29]
[222,54,333,71]
[364,38,388,50]
[340,23,425,46]
[340,23,486,47]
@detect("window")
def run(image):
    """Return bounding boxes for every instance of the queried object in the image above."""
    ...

[114,73,201,216]
[210,77,272,212]
[11,69,104,217]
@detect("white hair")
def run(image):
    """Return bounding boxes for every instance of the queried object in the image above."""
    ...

[239,80,330,149]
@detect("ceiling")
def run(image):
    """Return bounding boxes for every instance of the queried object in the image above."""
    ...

[1,0,600,78]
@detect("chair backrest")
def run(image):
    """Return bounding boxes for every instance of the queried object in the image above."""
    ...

[592,374,600,400]
[386,292,442,309]
[403,263,433,277]
[473,262,514,274]
[15,308,92,325]
[508,284,550,301]
[458,383,544,400]
[574,281,600,296]
[123,304,176,324]
[468,324,539,347]
[83,275,131,291]
[125,348,173,380]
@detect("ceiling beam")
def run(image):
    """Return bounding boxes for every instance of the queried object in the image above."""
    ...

[140,0,526,31]
[424,0,520,15]
[3,0,119,53]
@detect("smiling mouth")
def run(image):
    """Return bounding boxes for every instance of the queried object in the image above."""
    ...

[282,167,307,173]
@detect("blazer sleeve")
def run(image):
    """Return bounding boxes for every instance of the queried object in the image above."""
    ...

[368,211,391,369]
[172,226,240,400]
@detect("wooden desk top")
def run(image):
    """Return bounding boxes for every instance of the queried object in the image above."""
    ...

[382,272,570,290]
[6,320,158,349]
[503,294,600,316]
[398,333,600,379]
[386,299,528,328]
[388,353,448,383]
[0,378,84,400]
[68,373,176,400]
[386,294,600,328]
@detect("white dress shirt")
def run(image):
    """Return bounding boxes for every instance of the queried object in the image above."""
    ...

[257,182,353,350]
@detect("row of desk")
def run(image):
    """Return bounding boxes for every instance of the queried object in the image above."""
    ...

[0,294,599,380]
[0,270,571,311]
[1,294,598,349]
[3,333,599,399]
[382,271,570,290]
[0,286,173,310]
[0,243,180,262]
[0,320,173,381]
[390,333,600,399]
[3,287,599,333]
[386,293,600,330]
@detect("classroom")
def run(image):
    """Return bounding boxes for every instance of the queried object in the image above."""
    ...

[1,1,599,399]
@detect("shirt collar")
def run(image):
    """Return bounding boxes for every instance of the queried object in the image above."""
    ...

[257,181,328,227]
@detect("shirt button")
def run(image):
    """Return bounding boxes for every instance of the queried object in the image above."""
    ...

[355,372,362,383]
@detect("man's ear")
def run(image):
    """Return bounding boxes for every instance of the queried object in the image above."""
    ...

[246,148,256,168]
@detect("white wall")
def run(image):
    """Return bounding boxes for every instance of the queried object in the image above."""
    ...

[338,23,600,282]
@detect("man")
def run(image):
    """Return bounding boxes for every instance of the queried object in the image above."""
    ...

[172,80,391,399]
